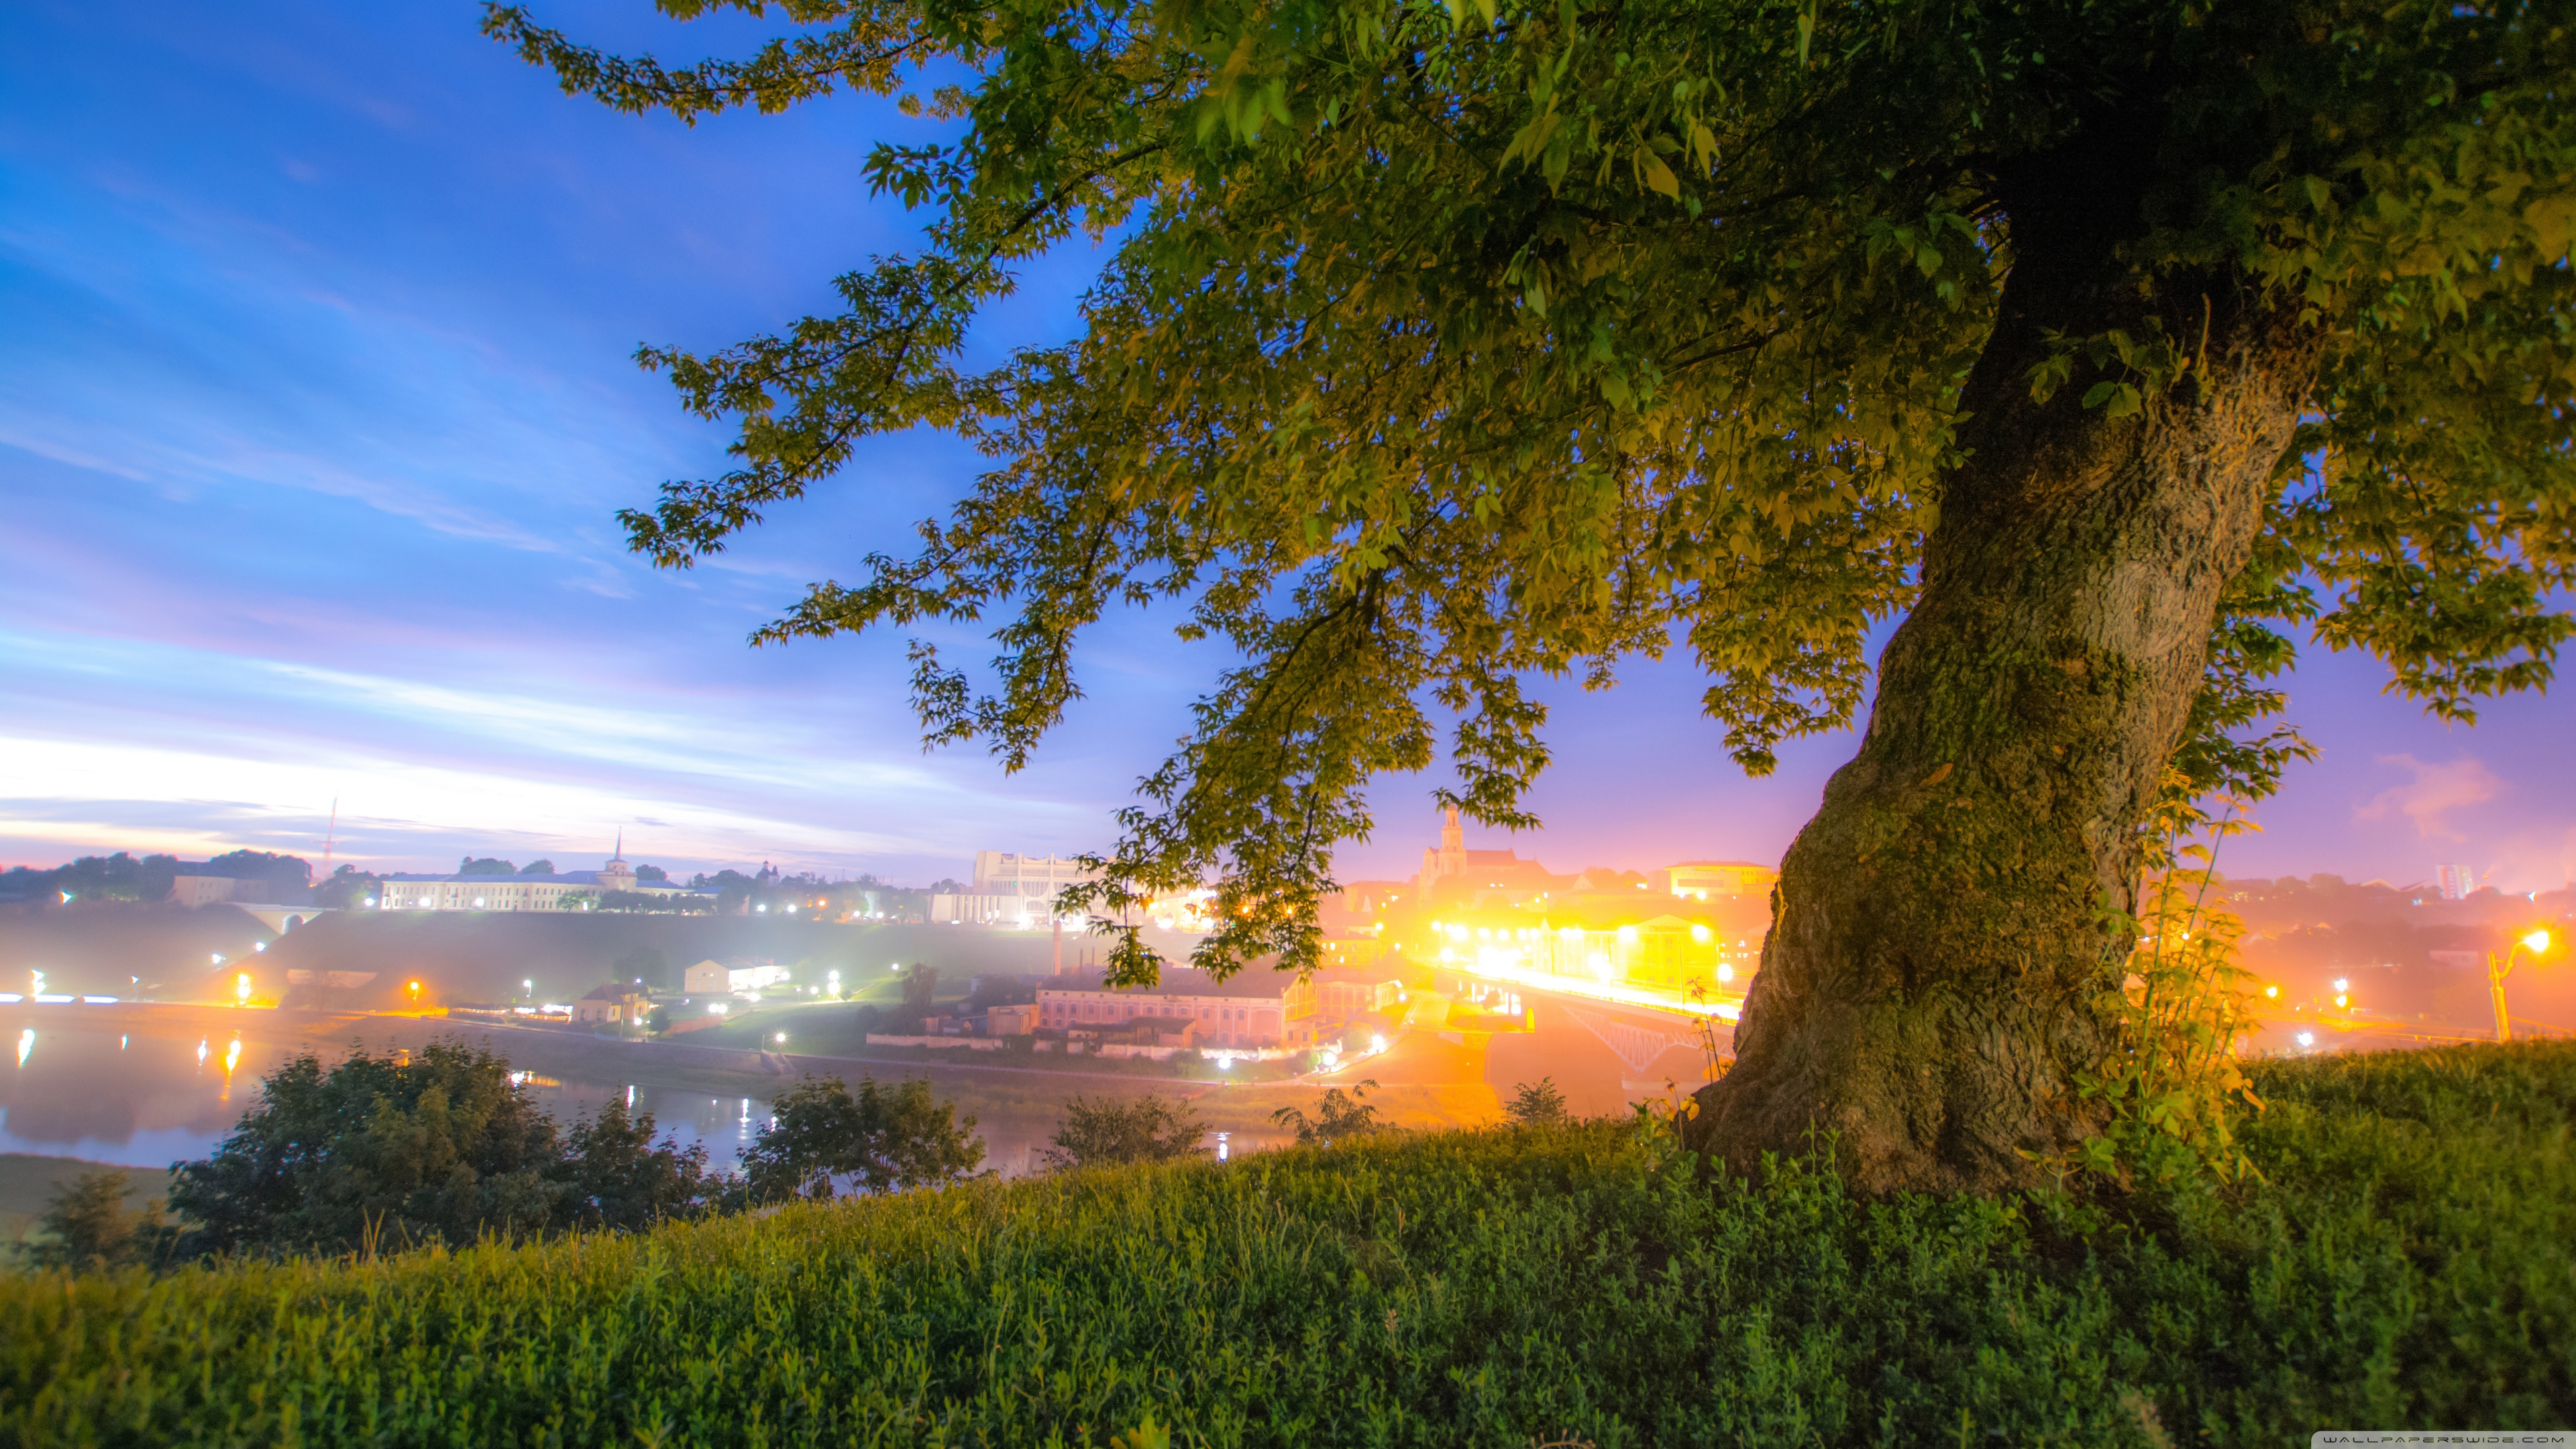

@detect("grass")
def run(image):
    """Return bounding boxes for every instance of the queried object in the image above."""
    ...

[1,1041,2569,1447]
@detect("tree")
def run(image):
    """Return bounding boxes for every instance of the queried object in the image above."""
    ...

[737,1075,984,1202]
[900,961,938,1022]
[1039,1093,1212,1170]
[314,864,379,910]
[1271,1081,1384,1146]
[492,0,2575,1191]
[635,864,669,882]
[166,1042,720,1256]
[556,1097,721,1231]
[458,857,517,877]
[21,1170,170,1273]
[520,859,558,875]
[1503,1077,1569,1126]
[170,1042,564,1255]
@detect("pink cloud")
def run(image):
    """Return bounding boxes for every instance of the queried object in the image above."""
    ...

[2355,755,2503,844]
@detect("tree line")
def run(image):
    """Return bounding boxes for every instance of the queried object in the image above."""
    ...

[13,1044,1583,1274]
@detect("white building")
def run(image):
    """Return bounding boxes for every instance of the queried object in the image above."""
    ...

[2436,863,2476,900]
[930,851,1104,925]
[682,959,791,994]
[375,844,711,913]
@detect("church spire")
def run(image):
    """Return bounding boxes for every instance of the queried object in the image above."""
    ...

[612,828,624,863]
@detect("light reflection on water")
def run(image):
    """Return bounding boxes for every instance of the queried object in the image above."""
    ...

[1,1022,1059,1177]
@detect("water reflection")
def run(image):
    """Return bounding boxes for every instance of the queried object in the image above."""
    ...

[2,1020,1069,1176]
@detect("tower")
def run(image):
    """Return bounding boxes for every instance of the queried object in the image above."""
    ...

[597,832,638,895]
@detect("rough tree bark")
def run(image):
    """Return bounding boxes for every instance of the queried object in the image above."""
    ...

[1686,152,2318,1193]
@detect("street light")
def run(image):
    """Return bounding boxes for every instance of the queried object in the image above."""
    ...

[2487,928,2555,1043]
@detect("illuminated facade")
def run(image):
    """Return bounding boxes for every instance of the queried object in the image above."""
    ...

[1424,915,1754,998]
[930,851,1105,925]
[1664,861,1778,901]
[375,844,706,912]
[1037,969,1320,1049]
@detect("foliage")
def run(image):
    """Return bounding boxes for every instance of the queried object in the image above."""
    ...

[487,0,2576,988]
[5,1042,2573,1444]
[736,1074,985,1203]
[1038,1093,1211,1171]
[1503,1077,1568,1125]
[555,1099,722,1232]
[456,858,517,876]
[18,1172,173,1275]
[517,859,557,875]
[2066,788,2273,1187]
[634,864,668,881]
[899,960,938,1015]
[312,865,378,910]
[1269,1080,1383,1144]
[165,1042,717,1257]
[2,850,313,904]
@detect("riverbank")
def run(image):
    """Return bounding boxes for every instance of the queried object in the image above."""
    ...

[5,1040,2571,1444]
[1,999,1499,1150]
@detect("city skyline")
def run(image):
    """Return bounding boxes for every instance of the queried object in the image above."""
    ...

[4,1,2571,893]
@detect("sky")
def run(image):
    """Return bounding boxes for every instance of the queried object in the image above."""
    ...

[1,1,2570,892]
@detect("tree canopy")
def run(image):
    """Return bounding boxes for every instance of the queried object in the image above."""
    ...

[490,0,2575,986]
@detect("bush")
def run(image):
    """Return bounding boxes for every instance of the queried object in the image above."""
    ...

[1039,1093,1209,1171]
[736,1074,984,1203]
[166,1042,720,1256]
[1503,1076,1568,1124]
[1269,1080,1383,1144]
[17,1171,172,1274]
[2,1043,2569,1446]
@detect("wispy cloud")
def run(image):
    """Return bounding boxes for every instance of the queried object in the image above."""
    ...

[2355,754,2502,843]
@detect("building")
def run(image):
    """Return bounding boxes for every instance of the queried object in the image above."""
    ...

[1665,861,1778,901]
[375,845,712,913]
[1318,936,1394,970]
[573,983,653,1026]
[1037,967,1320,1049]
[980,1003,1041,1036]
[1415,807,1572,906]
[1317,977,1404,1019]
[1424,914,1756,998]
[2436,863,2476,901]
[169,875,263,908]
[930,851,1105,925]
[682,958,791,994]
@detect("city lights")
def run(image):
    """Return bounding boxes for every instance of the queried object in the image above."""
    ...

[234,973,252,1003]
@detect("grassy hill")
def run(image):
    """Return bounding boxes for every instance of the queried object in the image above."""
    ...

[2,1042,2569,1446]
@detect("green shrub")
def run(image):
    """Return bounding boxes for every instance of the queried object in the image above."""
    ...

[166,1042,723,1256]
[1039,1093,1210,1171]
[1,1043,2569,1446]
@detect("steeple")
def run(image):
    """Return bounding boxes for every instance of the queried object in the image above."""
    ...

[611,828,625,864]
[1441,805,1462,852]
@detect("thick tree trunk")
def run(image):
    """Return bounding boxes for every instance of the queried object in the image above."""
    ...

[1686,226,2314,1193]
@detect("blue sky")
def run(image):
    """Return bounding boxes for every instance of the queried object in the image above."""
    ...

[2,0,2570,891]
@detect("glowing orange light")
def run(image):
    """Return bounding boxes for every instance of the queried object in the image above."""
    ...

[233,972,251,1003]
[2522,928,2553,953]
